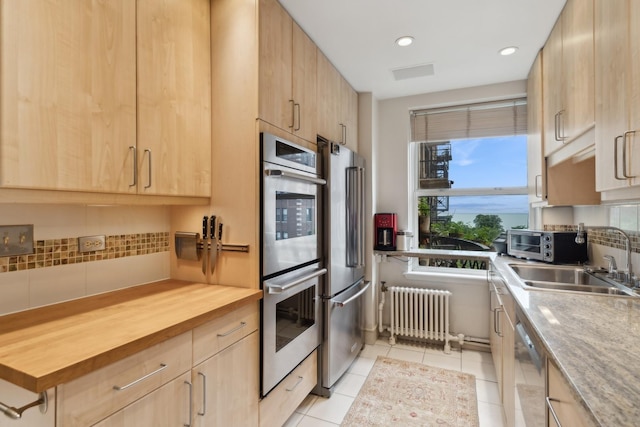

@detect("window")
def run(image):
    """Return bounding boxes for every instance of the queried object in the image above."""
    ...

[410,98,528,260]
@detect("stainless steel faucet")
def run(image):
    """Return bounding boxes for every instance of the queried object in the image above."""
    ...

[575,223,636,287]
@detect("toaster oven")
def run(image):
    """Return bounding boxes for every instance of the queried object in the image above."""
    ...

[507,230,588,264]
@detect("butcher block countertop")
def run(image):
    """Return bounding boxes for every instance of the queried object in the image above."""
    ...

[0,280,262,393]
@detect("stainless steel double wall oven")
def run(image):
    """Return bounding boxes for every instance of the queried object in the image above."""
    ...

[260,132,326,396]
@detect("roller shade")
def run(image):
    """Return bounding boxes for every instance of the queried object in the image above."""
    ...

[410,98,527,142]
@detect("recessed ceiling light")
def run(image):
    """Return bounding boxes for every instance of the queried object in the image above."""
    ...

[499,46,518,56]
[395,36,414,47]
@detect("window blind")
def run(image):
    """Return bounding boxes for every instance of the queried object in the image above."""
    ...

[410,98,527,142]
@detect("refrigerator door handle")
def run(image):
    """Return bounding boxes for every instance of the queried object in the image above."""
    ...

[346,166,366,268]
[332,281,370,307]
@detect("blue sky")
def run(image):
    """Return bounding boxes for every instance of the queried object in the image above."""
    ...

[444,135,529,215]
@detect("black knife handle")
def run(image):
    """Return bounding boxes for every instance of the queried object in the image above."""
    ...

[210,215,216,239]
[218,223,223,241]
[202,216,208,239]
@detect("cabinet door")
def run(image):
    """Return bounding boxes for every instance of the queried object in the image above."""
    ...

[92,372,191,427]
[0,0,136,193]
[527,52,545,202]
[543,17,565,156]
[547,361,590,427]
[137,0,211,197]
[317,51,342,142]
[193,332,259,427]
[562,0,595,141]
[595,0,630,191]
[292,22,318,142]
[258,0,294,132]
[341,78,359,151]
[489,286,503,397]
[630,0,640,183]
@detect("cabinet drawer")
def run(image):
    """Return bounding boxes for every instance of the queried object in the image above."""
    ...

[259,350,317,427]
[56,332,192,427]
[193,301,259,365]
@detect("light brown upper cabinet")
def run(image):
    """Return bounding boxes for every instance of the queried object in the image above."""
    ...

[595,0,640,193]
[543,0,595,158]
[137,0,211,197]
[259,0,317,143]
[317,51,359,150]
[0,0,136,193]
[527,52,545,203]
[0,0,211,198]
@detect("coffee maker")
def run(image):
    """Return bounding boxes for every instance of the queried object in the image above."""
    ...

[374,213,397,250]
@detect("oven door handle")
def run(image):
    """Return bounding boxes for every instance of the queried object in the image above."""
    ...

[265,268,327,294]
[264,169,327,185]
[333,281,370,307]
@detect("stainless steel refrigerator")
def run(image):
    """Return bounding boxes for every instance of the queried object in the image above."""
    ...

[315,139,370,397]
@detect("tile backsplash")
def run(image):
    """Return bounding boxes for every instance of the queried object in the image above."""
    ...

[0,204,171,315]
[0,232,169,273]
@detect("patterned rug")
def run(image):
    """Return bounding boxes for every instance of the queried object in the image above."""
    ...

[342,356,480,426]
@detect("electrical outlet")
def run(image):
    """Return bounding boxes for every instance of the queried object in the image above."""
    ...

[78,235,106,253]
[0,224,34,257]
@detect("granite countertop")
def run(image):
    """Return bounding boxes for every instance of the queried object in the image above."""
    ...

[492,255,640,427]
[0,280,262,392]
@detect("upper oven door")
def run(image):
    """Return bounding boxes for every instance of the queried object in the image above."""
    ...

[263,164,324,276]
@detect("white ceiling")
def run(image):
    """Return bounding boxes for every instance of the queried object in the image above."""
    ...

[279,0,567,100]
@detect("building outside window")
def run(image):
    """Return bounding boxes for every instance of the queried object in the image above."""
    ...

[410,98,528,266]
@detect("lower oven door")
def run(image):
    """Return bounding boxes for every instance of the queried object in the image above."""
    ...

[262,264,325,396]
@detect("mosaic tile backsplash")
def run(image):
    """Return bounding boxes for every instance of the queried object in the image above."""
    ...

[544,225,640,253]
[0,232,170,273]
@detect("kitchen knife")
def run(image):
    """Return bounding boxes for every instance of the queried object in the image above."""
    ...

[210,215,218,275]
[202,216,209,275]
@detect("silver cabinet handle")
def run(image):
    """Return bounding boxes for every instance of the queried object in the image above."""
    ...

[623,130,636,178]
[0,392,48,420]
[289,99,295,129]
[129,146,137,187]
[614,135,626,180]
[184,380,193,427]
[535,174,542,198]
[286,376,303,392]
[554,112,560,142]
[264,169,327,185]
[265,267,327,294]
[333,280,370,308]
[546,397,563,427]
[144,148,152,189]
[493,308,503,337]
[197,372,207,416]
[217,321,247,337]
[112,363,167,391]
[294,102,301,131]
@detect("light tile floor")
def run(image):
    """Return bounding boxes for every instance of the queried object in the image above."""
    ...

[283,339,506,427]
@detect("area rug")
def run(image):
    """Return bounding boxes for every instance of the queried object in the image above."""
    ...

[342,356,479,427]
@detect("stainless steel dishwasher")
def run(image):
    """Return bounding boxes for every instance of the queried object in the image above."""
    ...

[514,307,546,427]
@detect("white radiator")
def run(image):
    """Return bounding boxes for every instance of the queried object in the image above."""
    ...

[387,286,463,353]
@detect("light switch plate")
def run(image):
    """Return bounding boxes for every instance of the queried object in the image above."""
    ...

[0,224,34,257]
[78,235,106,253]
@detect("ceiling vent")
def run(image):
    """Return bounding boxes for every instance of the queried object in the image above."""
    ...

[392,63,435,80]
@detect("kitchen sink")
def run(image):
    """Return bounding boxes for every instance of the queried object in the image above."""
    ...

[509,263,637,297]
[522,280,632,295]
[509,264,607,286]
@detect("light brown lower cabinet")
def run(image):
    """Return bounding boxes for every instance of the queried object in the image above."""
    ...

[259,350,317,427]
[92,372,192,427]
[191,332,259,427]
[547,360,591,427]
